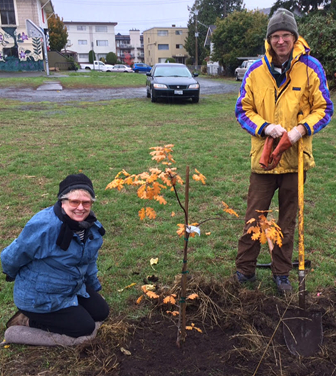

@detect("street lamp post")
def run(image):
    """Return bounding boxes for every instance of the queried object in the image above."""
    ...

[194,9,199,67]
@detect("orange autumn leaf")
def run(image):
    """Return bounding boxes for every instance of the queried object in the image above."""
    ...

[146,207,156,219]
[146,291,159,299]
[166,310,179,316]
[155,195,167,205]
[187,293,199,300]
[259,231,267,244]
[139,208,146,220]
[193,169,206,185]
[136,295,144,304]
[222,201,239,217]
[186,325,193,331]
[176,224,185,237]
[163,295,176,304]
[137,185,147,199]
[141,285,148,293]
[171,211,176,217]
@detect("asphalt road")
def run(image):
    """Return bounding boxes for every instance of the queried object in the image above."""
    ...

[0,73,240,102]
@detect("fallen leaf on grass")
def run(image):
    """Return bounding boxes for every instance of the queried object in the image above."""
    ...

[150,257,159,270]
[141,284,156,293]
[118,282,136,292]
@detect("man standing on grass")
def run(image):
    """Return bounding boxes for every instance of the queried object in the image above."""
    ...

[234,8,333,294]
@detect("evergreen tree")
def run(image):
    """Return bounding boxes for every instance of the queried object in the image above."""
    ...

[212,10,268,74]
[184,0,244,64]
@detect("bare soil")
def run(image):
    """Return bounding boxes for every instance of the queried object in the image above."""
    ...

[2,277,336,376]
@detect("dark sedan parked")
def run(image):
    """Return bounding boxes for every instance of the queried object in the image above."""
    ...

[146,63,200,103]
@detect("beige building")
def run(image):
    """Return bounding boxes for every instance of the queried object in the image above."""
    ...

[143,26,189,66]
[64,21,117,63]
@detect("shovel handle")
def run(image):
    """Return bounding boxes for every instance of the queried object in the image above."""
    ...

[298,138,305,309]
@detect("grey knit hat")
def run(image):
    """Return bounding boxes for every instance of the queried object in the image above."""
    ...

[267,8,298,40]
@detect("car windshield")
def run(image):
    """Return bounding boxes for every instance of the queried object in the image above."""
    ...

[154,66,192,78]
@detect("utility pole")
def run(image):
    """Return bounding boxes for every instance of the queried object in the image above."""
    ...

[194,9,199,67]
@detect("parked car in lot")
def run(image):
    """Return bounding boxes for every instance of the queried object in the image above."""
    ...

[80,60,114,72]
[146,63,200,103]
[234,60,255,81]
[133,63,152,73]
[111,64,134,73]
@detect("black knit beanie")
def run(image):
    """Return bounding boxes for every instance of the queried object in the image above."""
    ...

[58,173,95,199]
[266,8,299,40]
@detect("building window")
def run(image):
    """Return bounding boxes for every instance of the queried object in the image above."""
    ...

[176,44,183,49]
[0,0,16,25]
[79,54,89,59]
[157,30,168,36]
[77,25,86,31]
[78,40,87,45]
[3,46,17,58]
[96,40,108,46]
[95,26,107,32]
[175,30,183,35]
[158,44,169,50]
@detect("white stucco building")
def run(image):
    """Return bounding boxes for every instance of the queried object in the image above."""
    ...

[64,21,117,63]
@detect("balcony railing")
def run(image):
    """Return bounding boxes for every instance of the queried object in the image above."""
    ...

[119,44,134,49]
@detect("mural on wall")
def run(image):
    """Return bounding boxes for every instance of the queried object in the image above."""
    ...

[0,26,44,71]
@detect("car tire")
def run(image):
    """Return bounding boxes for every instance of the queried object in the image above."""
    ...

[192,97,199,103]
[150,89,157,103]
[235,73,240,81]
[85,67,91,70]
[146,89,151,98]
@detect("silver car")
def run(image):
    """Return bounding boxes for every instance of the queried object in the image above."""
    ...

[235,60,255,81]
[111,64,134,73]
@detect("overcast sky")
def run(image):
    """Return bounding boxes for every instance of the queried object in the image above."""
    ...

[51,0,273,34]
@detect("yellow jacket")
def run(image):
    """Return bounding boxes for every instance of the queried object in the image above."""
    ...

[235,36,333,174]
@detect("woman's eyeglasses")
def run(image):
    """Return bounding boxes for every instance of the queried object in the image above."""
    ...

[63,199,93,209]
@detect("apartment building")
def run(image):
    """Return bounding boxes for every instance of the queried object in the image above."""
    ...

[115,29,144,64]
[64,21,117,63]
[0,0,53,71]
[143,26,189,66]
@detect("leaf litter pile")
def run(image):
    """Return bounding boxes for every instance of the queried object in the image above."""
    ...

[2,276,336,376]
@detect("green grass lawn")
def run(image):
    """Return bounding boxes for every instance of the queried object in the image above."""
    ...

[0,83,335,331]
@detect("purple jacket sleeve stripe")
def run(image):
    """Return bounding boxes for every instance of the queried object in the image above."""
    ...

[301,55,334,134]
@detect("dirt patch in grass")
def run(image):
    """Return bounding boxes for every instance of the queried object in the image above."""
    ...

[2,278,336,376]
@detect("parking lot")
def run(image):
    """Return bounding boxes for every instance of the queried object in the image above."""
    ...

[0,72,239,102]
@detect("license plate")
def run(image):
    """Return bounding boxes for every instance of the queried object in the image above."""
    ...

[174,90,183,95]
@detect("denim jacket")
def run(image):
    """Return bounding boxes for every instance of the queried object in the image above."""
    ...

[1,206,104,313]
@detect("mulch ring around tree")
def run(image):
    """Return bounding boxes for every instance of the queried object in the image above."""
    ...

[2,277,336,376]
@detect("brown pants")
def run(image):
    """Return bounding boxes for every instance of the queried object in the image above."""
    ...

[236,172,304,276]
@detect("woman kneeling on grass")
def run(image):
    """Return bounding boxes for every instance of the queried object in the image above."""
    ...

[1,173,109,338]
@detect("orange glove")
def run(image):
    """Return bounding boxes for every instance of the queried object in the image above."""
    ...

[259,137,274,169]
[266,132,292,170]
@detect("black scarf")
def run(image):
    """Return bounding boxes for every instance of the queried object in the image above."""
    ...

[53,200,105,251]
